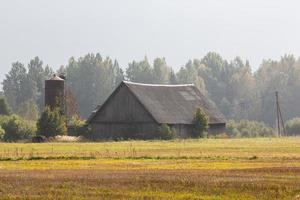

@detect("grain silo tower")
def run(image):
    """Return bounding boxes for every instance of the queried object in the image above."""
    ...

[45,74,65,113]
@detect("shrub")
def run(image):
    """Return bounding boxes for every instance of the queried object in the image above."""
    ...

[2,115,36,142]
[37,106,67,137]
[226,120,275,138]
[32,135,47,143]
[0,115,11,125]
[67,115,88,136]
[226,121,241,138]
[0,126,5,141]
[285,118,300,136]
[158,124,176,140]
[191,107,208,138]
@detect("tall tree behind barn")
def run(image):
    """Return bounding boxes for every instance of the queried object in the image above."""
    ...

[65,54,124,118]
[87,81,226,139]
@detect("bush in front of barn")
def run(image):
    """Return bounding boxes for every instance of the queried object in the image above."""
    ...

[1,115,36,142]
[158,124,176,140]
[226,120,275,138]
[67,115,89,136]
[37,106,67,137]
[191,107,208,138]
[285,118,300,136]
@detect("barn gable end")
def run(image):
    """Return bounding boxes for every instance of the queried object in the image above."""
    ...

[88,82,159,139]
[92,83,156,123]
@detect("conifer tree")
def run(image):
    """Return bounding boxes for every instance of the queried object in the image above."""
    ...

[37,106,67,137]
[192,107,208,138]
[0,97,11,115]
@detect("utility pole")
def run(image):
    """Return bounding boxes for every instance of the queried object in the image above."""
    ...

[275,91,281,137]
[275,91,286,137]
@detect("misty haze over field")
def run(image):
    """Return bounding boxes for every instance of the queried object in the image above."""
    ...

[1,0,300,81]
[1,2,300,199]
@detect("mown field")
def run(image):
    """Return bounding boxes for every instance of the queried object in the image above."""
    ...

[0,138,300,199]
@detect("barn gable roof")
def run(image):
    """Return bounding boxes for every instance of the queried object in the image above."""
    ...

[88,81,226,125]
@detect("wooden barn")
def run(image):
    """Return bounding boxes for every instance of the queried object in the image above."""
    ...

[87,81,226,139]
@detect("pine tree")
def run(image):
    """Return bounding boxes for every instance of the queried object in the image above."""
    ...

[2,62,33,112]
[0,98,11,115]
[169,68,177,84]
[37,106,67,137]
[192,107,208,138]
[153,58,170,84]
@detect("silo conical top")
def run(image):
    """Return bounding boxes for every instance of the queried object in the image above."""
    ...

[49,74,64,81]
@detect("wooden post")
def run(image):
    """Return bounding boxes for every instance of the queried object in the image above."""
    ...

[275,91,281,137]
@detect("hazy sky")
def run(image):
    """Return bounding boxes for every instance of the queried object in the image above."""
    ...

[1,0,300,81]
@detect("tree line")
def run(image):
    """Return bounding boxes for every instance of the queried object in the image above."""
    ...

[2,52,300,127]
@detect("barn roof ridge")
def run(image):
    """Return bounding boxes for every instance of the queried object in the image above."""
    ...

[88,80,226,125]
[123,80,195,87]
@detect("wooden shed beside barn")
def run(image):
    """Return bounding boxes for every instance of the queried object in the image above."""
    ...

[87,81,226,139]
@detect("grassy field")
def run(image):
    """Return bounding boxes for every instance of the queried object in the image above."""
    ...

[0,138,300,199]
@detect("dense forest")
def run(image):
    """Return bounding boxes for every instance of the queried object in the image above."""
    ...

[2,52,300,127]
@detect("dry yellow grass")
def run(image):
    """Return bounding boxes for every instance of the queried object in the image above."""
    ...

[0,137,300,159]
[0,138,300,199]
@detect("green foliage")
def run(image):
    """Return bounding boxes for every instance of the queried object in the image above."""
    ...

[3,62,30,112]
[3,58,53,112]
[176,60,207,94]
[3,52,300,129]
[199,53,228,103]
[1,115,36,142]
[0,126,5,141]
[126,57,172,85]
[226,120,275,138]
[0,115,11,125]
[192,107,208,138]
[158,124,176,140]
[169,68,177,84]
[126,57,153,84]
[67,115,88,136]
[255,55,300,125]
[37,107,67,137]
[66,53,124,118]
[152,58,171,84]
[17,99,39,121]
[285,118,300,136]
[0,98,11,115]
[27,57,51,110]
